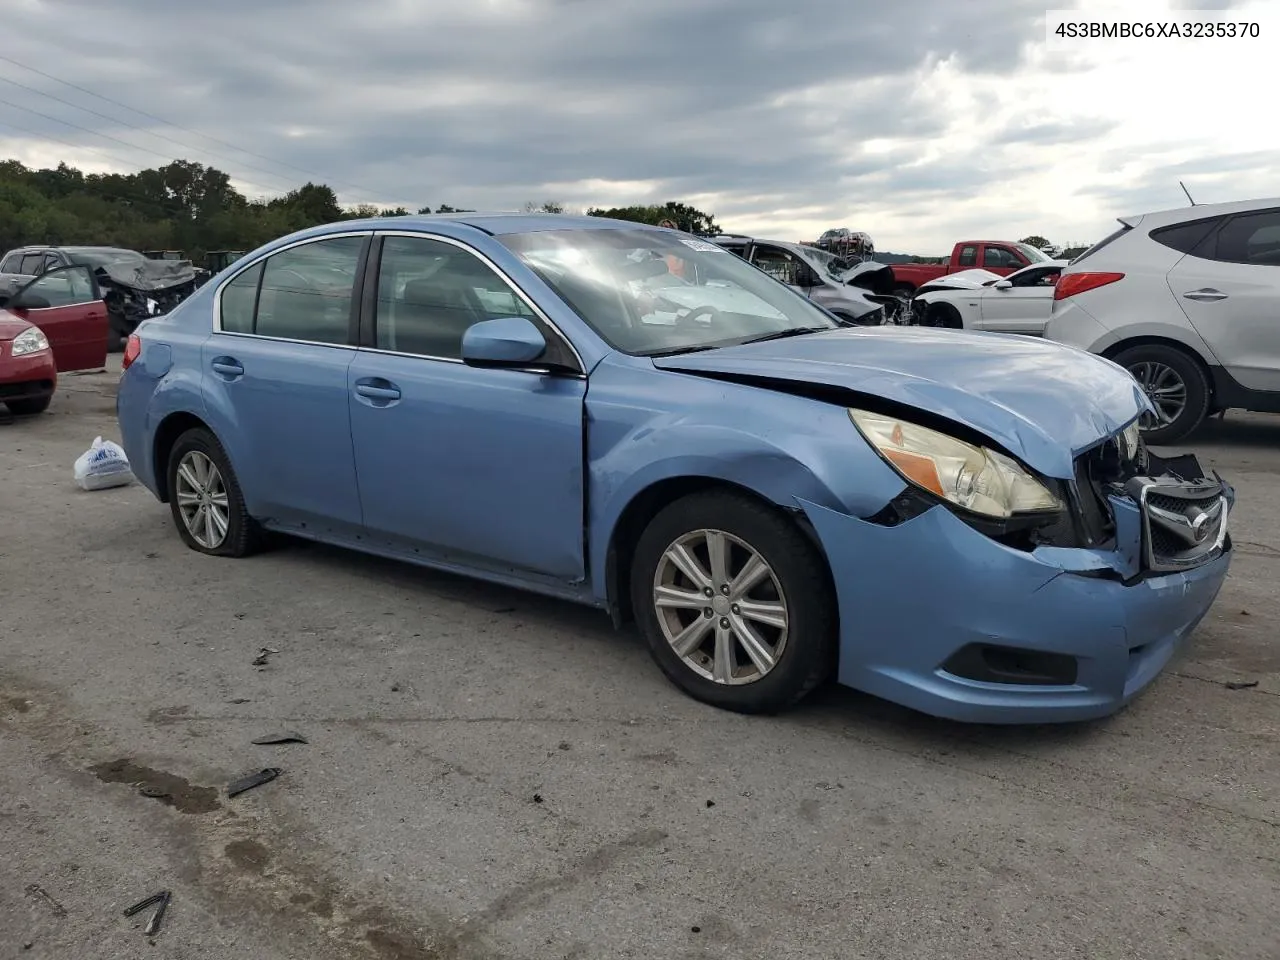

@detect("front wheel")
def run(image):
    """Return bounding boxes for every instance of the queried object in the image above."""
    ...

[1112,343,1210,445]
[631,491,837,714]
[166,427,262,557]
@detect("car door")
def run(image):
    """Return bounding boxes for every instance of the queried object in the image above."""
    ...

[3,265,109,370]
[1167,208,1280,391]
[976,266,1061,335]
[346,232,587,581]
[201,232,368,535]
[749,244,811,292]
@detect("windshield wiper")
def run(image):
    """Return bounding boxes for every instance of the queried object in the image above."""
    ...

[643,343,721,357]
[737,326,831,345]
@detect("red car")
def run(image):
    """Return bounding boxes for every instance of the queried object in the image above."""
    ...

[0,265,110,415]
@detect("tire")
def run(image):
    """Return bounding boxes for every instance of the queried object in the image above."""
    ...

[5,395,51,416]
[1111,343,1210,445]
[630,491,837,714]
[925,303,963,329]
[165,427,262,557]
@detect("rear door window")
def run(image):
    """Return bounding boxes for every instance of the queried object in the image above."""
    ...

[252,236,364,344]
[1205,209,1280,266]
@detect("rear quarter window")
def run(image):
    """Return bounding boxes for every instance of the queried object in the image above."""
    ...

[1149,216,1223,255]
[1070,223,1132,265]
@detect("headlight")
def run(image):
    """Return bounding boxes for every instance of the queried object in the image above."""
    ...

[11,328,50,356]
[1118,419,1141,462]
[849,408,1063,518]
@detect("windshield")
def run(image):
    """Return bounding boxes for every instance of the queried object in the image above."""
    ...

[499,228,839,355]
[1014,243,1050,263]
[798,246,851,279]
[63,248,147,269]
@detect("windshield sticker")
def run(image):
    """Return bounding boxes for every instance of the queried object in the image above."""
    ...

[678,238,728,253]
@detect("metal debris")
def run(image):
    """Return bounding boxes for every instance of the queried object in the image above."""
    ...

[251,647,280,667]
[251,731,308,745]
[226,767,282,797]
[144,891,171,935]
[25,884,67,918]
[1225,680,1259,690]
[123,890,171,935]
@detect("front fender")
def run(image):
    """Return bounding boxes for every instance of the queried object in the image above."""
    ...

[585,357,907,599]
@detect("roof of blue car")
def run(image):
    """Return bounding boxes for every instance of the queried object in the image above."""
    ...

[330,212,659,235]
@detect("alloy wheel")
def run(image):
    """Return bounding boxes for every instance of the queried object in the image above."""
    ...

[175,450,230,549]
[1129,360,1188,428]
[652,528,789,685]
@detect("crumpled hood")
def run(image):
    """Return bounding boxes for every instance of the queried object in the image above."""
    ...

[0,311,33,341]
[652,326,1152,479]
[96,258,197,292]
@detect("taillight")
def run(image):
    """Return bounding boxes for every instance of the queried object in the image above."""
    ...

[1054,272,1124,301]
[121,333,142,370]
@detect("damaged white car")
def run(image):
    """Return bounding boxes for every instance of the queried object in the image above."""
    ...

[910,260,1067,336]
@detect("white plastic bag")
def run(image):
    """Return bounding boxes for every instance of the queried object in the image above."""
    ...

[73,436,134,491]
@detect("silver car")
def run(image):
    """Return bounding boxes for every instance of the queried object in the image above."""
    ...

[710,235,904,324]
[1046,197,1280,443]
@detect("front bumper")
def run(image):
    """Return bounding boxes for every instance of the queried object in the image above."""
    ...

[0,350,57,402]
[799,461,1233,724]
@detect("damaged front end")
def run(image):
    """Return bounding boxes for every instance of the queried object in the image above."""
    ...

[95,258,201,341]
[798,422,1233,723]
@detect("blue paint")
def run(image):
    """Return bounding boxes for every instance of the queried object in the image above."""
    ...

[116,213,1234,724]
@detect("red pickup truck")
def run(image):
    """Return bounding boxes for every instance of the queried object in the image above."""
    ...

[889,240,1053,295]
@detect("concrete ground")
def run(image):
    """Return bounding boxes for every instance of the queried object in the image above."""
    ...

[1,362,1277,960]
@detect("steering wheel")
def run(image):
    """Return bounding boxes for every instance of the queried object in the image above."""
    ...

[679,304,725,326]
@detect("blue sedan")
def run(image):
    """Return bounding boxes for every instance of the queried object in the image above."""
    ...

[116,214,1234,723]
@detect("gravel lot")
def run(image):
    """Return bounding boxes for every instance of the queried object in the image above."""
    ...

[2,362,1277,960]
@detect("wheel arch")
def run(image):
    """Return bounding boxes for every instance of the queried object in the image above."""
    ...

[152,410,215,502]
[1100,335,1216,402]
[601,475,832,628]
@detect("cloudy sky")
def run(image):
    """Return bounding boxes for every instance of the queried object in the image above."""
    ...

[2,0,1275,253]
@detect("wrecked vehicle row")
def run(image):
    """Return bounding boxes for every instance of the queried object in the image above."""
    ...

[0,245,205,349]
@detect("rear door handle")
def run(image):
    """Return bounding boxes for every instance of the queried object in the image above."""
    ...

[1183,288,1228,302]
[354,377,401,403]
[211,356,244,379]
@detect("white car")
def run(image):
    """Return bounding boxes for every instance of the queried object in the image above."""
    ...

[910,261,1067,335]
[1045,197,1280,443]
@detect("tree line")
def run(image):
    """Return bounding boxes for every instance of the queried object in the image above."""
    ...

[0,157,722,261]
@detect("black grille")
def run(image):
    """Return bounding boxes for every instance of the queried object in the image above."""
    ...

[1142,486,1227,571]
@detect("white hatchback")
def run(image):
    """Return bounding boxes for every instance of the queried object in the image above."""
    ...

[1045,197,1280,443]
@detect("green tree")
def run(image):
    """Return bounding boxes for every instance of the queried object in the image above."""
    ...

[586,201,720,235]
[1019,235,1050,248]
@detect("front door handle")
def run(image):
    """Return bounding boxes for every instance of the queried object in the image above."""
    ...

[1183,288,1228,302]
[211,356,244,379]
[354,377,401,404]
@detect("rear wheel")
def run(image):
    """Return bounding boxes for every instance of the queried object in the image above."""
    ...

[630,491,836,714]
[5,396,51,416]
[166,427,261,557]
[1112,343,1210,445]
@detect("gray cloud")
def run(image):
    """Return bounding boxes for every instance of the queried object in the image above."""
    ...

[0,0,1270,251]
[995,118,1118,146]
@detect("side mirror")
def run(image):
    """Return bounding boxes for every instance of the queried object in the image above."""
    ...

[993,279,1013,290]
[461,317,549,369]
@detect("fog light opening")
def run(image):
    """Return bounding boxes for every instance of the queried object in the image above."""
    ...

[942,643,1079,686]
